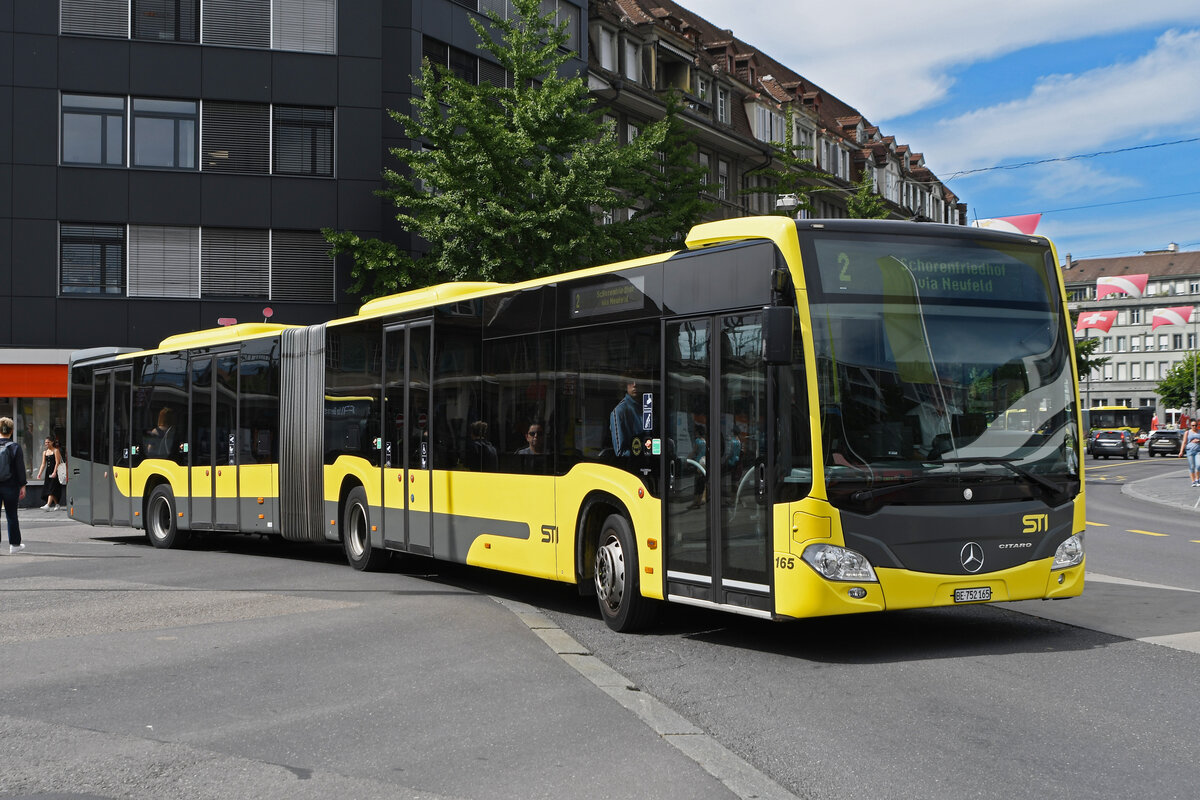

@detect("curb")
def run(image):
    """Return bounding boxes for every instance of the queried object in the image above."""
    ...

[1122,474,1200,513]
[493,595,797,800]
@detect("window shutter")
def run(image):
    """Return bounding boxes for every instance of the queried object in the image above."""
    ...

[272,0,335,54]
[62,0,130,37]
[202,228,269,297]
[129,225,199,298]
[271,230,334,302]
[201,102,270,173]
[204,0,269,48]
[478,59,509,88]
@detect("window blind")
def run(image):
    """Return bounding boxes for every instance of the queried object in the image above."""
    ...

[129,225,200,298]
[271,230,334,302]
[202,228,269,297]
[203,0,269,48]
[62,0,130,37]
[201,102,270,173]
[272,0,335,54]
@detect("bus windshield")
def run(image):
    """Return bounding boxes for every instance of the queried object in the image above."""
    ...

[804,232,1079,504]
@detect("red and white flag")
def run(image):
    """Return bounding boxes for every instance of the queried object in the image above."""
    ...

[1095,274,1149,299]
[972,214,1042,235]
[1075,310,1118,334]
[1150,306,1194,330]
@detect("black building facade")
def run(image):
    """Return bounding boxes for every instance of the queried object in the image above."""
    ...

[0,0,587,489]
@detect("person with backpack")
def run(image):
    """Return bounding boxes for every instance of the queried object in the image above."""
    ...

[0,416,28,553]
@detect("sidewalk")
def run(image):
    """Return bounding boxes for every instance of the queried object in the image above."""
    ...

[1122,465,1200,513]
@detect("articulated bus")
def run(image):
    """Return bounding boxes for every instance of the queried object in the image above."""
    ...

[1083,405,1155,442]
[68,217,1085,631]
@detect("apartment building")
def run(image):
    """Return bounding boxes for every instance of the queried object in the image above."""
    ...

[586,0,966,223]
[1065,245,1200,425]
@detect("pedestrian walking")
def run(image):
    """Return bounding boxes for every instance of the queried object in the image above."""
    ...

[1179,420,1200,487]
[0,416,28,553]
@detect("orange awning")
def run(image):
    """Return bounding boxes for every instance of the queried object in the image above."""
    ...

[0,364,69,398]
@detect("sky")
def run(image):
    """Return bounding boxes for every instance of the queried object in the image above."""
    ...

[678,0,1200,262]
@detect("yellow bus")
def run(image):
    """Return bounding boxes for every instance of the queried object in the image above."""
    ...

[68,217,1086,631]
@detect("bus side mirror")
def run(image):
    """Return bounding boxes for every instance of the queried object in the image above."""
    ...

[763,306,794,365]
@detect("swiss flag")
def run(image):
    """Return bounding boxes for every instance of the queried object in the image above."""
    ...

[1150,306,1195,330]
[1075,310,1118,333]
[1096,274,1149,299]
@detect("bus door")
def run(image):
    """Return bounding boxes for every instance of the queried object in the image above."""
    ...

[187,350,239,531]
[91,366,133,526]
[664,313,771,612]
[382,321,433,554]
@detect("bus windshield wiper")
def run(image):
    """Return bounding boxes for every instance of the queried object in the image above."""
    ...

[939,457,1065,500]
[849,478,932,503]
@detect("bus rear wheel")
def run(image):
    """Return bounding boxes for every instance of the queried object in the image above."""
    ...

[343,486,388,571]
[594,513,657,632]
[145,484,189,549]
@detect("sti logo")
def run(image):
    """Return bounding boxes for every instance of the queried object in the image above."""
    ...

[1022,514,1048,534]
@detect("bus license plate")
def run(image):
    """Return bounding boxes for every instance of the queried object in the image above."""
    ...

[954,587,991,603]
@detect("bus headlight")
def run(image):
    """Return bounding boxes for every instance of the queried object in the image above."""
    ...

[1052,534,1084,569]
[801,544,878,582]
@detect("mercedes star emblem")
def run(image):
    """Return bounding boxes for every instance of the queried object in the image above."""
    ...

[960,542,985,573]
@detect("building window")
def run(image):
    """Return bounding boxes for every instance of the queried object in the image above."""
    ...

[132,98,197,169]
[623,38,640,82]
[128,225,200,297]
[60,223,125,295]
[1173,333,1184,349]
[271,230,334,301]
[717,159,729,201]
[1129,308,1142,324]
[203,0,270,47]
[1116,364,1127,381]
[1159,335,1169,351]
[1131,363,1141,380]
[202,101,270,173]
[753,105,784,143]
[133,0,199,42]
[202,228,269,297]
[61,0,130,37]
[62,94,126,166]
[1102,337,1112,353]
[1116,336,1126,352]
[273,106,333,176]
[596,26,617,72]
[1131,338,1140,352]
[1191,280,1200,294]
[1144,334,1154,351]
[1144,362,1154,381]
[1190,333,1197,349]
[695,76,710,102]
[272,0,335,54]
[717,88,729,124]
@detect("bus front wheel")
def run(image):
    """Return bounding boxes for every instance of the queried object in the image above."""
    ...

[145,484,189,549]
[594,514,657,632]
[343,486,388,571]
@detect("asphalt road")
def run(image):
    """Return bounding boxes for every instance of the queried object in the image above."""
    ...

[2,462,1197,800]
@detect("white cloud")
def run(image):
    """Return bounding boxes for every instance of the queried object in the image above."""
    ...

[1029,162,1140,202]
[1044,205,1200,258]
[678,1,1200,119]
[901,28,1200,174]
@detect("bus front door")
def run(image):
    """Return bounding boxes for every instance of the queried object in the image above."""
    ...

[382,322,433,554]
[664,313,771,614]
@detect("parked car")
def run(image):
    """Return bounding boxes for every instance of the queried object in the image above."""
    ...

[1146,429,1184,457]
[1088,429,1139,459]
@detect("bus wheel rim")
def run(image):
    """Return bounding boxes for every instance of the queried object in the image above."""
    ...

[595,534,625,611]
[348,504,366,558]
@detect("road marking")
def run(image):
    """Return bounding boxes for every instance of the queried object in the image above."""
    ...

[1086,572,1199,593]
[1085,521,1109,527]
[1126,529,1169,537]
[493,595,797,800]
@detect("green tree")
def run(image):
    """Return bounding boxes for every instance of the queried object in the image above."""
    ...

[1156,351,1200,409]
[325,0,667,298]
[1073,334,1110,380]
[845,172,890,219]
[612,91,716,255]
[742,140,817,217]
